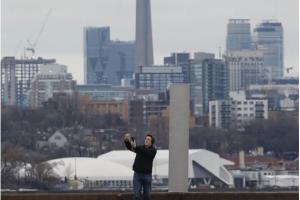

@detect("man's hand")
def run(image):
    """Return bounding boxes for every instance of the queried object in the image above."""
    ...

[130,137,136,149]
[124,133,136,151]
[124,133,131,142]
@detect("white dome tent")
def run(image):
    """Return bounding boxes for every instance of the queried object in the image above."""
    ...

[99,149,235,186]
[47,149,235,189]
[48,157,133,180]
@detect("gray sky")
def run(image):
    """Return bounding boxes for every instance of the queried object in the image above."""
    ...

[2,0,299,84]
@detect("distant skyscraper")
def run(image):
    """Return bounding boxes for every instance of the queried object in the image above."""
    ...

[164,52,191,83]
[1,56,56,106]
[164,52,190,65]
[226,19,252,51]
[253,20,284,80]
[84,27,110,84]
[135,65,186,93]
[135,0,154,71]
[190,53,229,116]
[84,27,134,85]
[226,50,264,91]
[27,64,76,108]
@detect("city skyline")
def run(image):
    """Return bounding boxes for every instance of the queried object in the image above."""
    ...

[2,0,299,84]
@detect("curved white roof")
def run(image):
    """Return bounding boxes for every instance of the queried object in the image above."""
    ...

[99,149,234,185]
[48,157,133,180]
[100,149,234,166]
[47,149,234,185]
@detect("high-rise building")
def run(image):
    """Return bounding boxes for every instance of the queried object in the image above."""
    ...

[164,52,191,83]
[253,20,284,80]
[209,91,268,130]
[84,27,110,84]
[84,27,134,85]
[190,53,229,116]
[164,52,190,65]
[27,64,76,108]
[135,0,154,71]
[226,50,264,92]
[135,65,186,93]
[226,19,252,51]
[1,56,56,106]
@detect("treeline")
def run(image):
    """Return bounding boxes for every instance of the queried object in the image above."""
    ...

[1,101,298,189]
[2,103,298,157]
[2,142,59,189]
[1,100,128,189]
[189,112,299,157]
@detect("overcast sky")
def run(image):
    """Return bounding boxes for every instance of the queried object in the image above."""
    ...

[2,0,299,83]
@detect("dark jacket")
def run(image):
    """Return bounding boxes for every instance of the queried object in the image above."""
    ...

[125,139,157,174]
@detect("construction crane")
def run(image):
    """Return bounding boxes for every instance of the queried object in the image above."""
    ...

[25,8,53,57]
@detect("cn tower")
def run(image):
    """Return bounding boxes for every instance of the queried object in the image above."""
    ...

[134,0,154,72]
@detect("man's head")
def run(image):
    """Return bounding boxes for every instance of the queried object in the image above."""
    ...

[144,133,155,148]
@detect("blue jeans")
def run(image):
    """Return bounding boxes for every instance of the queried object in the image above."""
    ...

[133,172,152,200]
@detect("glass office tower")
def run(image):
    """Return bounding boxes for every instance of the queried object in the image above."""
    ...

[84,27,134,85]
[253,20,284,80]
[226,19,252,51]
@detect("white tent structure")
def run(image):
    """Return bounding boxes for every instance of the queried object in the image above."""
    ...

[99,149,235,186]
[48,157,133,181]
[47,149,234,187]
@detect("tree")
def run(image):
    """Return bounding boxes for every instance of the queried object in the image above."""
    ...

[188,112,299,156]
[243,112,298,156]
[1,142,26,188]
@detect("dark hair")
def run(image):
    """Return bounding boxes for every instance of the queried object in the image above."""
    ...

[145,134,155,145]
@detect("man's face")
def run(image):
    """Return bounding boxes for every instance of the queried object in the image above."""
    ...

[144,136,152,147]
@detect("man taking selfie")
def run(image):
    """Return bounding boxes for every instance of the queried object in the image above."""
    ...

[124,133,157,200]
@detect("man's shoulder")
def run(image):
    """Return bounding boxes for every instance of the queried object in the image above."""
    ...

[136,145,156,151]
[150,146,157,152]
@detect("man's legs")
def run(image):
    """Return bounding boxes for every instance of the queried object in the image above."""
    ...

[133,172,142,200]
[142,173,152,200]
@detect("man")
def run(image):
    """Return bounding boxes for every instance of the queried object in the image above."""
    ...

[124,133,157,200]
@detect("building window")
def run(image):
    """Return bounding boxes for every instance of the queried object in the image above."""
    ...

[54,136,61,140]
